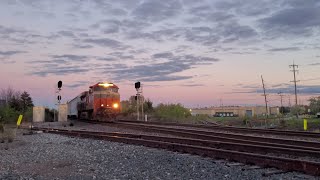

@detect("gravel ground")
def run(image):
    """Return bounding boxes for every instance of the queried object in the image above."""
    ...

[0,129,318,180]
[23,121,320,162]
[23,121,176,138]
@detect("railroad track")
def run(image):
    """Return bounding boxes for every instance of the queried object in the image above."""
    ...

[118,120,320,138]
[112,122,320,148]
[32,127,320,176]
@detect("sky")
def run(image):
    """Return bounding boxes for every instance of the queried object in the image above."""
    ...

[0,0,320,108]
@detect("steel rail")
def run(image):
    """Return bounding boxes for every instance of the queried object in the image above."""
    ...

[35,127,320,176]
[35,127,320,158]
[113,122,320,149]
[118,119,320,138]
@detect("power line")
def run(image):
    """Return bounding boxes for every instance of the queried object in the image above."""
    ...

[289,61,299,106]
[300,77,320,82]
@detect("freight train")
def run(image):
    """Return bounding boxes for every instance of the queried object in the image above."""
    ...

[67,82,120,121]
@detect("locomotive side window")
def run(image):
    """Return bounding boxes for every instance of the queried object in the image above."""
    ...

[111,88,118,93]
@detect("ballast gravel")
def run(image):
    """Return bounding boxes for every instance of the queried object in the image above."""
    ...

[0,130,317,180]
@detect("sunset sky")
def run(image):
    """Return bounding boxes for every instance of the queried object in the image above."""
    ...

[1,0,320,108]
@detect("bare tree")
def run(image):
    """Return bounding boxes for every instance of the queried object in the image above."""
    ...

[0,87,21,106]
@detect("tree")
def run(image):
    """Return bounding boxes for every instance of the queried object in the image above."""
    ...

[143,99,153,113]
[120,100,135,116]
[9,96,22,112]
[0,88,34,124]
[154,103,191,120]
[0,87,20,106]
[290,105,305,116]
[0,87,34,114]
[121,97,154,116]
[20,91,34,113]
[0,105,19,124]
[309,96,320,114]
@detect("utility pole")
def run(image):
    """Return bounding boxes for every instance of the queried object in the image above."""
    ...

[278,92,284,107]
[289,62,299,106]
[278,92,284,114]
[261,75,268,117]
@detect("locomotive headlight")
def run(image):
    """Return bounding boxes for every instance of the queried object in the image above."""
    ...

[113,103,119,109]
[101,104,104,107]
[98,83,114,87]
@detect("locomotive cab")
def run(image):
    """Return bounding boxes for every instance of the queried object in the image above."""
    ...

[76,82,120,121]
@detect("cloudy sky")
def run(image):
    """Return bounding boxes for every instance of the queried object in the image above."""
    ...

[1,0,320,108]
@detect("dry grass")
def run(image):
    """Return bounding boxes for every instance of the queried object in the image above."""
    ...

[0,124,17,144]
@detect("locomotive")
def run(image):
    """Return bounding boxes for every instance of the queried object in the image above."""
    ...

[67,82,120,121]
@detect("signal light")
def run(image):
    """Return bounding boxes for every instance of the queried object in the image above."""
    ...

[58,81,62,89]
[135,81,140,89]
[57,95,61,101]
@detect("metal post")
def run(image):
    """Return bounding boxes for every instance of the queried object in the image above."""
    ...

[53,84,56,122]
[137,94,139,121]
[141,96,144,121]
[141,85,144,121]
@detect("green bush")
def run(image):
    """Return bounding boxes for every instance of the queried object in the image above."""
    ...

[242,116,249,125]
[154,103,191,121]
[290,105,305,116]
[0,105,19,124]
[24,107,33,122]
[121,98,154,117]
[309,96,320,114]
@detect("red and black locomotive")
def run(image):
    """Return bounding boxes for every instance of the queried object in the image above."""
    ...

[67,82,120,121]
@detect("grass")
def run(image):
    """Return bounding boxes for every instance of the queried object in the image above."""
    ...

[282,118,320,131]
[0,123,17,143]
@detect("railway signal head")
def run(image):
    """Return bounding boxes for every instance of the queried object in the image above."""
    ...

[135,81,140,90]
[58,81,63,89]
[57,95,61,101]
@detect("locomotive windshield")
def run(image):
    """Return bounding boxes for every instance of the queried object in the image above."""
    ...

[93,86,118,93]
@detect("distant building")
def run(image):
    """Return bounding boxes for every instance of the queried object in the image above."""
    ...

[190,106,280,117]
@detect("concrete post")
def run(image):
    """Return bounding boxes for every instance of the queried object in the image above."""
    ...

[33,106,45,122]
[58,104,68,122]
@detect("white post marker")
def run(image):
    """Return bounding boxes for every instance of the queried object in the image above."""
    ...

[145,114,148,122]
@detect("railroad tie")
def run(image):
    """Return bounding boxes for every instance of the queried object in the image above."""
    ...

[262,169,286,177]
